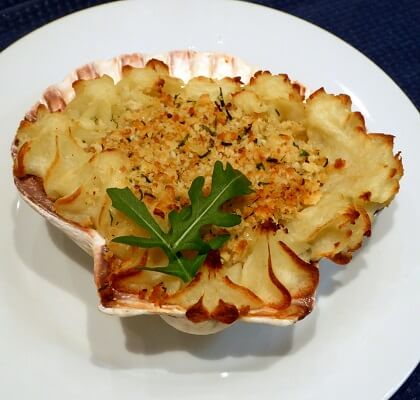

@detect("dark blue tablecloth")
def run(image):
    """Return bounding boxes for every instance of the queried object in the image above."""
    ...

[1,0,418,398]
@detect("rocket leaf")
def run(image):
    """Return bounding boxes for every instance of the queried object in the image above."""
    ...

[106,161,252,282]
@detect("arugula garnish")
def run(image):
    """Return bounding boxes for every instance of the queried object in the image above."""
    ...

[106,161,253,282]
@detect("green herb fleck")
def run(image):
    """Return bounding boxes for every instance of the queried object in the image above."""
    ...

[199,149,211,159]
[238,124,252,141]
[107,161,253,282]
[256,162,265,170]
[299,149,309,157]
[200,124,216,136]
[141,174,152,183]
[216,88,233,120]
[178,133,190,148]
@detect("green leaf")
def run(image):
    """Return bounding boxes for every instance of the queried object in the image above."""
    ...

[107,161,252,282]
[142,254,207,282]
[112,236,162,248]
[208,234,230,250]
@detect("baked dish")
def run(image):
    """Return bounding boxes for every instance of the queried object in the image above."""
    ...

[12,51,403,334]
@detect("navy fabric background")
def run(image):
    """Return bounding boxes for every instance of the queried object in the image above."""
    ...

[0,0,418,398]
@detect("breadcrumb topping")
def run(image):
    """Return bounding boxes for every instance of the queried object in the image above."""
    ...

[15,63,328,265]
[100,79,327,263]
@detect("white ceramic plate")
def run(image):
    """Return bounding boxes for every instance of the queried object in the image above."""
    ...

[1,1,419,399]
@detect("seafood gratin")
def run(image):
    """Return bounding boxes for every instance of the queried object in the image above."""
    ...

[12,51,402,334]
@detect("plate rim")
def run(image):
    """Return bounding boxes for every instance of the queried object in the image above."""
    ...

[0,1,419,399]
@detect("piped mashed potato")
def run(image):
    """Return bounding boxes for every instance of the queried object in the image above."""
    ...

[13,58,402,325]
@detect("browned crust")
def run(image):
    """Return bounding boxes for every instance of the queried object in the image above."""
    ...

[249,70,304,100]
[267,245,292,309]
[334,158,346,169]
[329,252,352,265]
[149,283,168,305]
[259,218,281,233]
[11,51,403,327]
[278,241,319,298]
[222,276,265,306]
[110,267,143,295]
[337,93,352,107]
[145,58,170,74]
[186,296,210,323]
[55,187,82,205]
[359,191,372,201]
[308,87,325,100]
[342,207,360,225]
[14,142,31,178]
[205,249,222,270]
[210,299,239,324]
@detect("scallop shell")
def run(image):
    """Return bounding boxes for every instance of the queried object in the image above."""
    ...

[12,51,319,335]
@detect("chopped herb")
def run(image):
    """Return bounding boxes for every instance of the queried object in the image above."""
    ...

[221,141,233,146]
[267,157,279,163]
[141,174,152,183]
[323,158,329,167]
[107,161,253,282]
[238,124,252,141]
[178,133,190,148]
[214,101,223,112]
[200,124,216,136]
[135,187,144,200]
[299,149,309,157]
[243,124,252,135]
[199,149,211,159]
[144,192,156,199]
[216,88,233,120]
[256,162,265,170]
[293,142,299,148]
[275,109,281,116]
[244,211,255,220]
[225,106,233,121]
[218,88,226,107]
